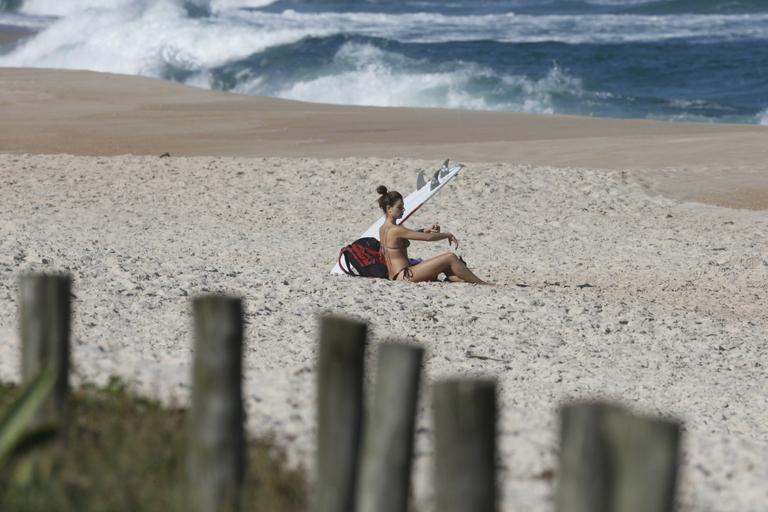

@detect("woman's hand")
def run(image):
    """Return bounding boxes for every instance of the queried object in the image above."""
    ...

[447,233,459,248]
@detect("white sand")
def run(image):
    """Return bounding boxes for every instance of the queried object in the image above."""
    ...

[1,153,766,511]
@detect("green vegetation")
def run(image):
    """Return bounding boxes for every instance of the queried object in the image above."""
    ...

[0,378,307,512]
[0,369,57,467]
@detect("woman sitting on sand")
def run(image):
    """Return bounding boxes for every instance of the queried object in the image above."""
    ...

[377,185,489,284]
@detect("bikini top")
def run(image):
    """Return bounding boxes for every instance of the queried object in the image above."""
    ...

[380,239,410,251]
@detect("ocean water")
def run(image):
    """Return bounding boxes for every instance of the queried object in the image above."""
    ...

[1,0,767,124]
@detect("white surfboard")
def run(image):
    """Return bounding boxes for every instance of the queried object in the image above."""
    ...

[332,160,464,274]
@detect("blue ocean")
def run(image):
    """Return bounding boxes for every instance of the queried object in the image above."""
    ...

[1,0,767,125]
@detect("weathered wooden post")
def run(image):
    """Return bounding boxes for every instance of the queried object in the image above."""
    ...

[603,409,681,512]
[188,295,245,512]
[556,402,681,512]
[18,272,72,427]
[556,402,616,512]
[433,379,497,512]
[356,342,424,512]
[314,315,367,512]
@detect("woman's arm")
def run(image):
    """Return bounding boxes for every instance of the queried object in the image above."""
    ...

[393,225,459,247]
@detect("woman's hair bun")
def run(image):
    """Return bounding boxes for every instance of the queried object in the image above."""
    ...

[376,185,388,195]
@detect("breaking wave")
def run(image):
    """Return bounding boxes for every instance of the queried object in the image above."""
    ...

[1,0,766,124]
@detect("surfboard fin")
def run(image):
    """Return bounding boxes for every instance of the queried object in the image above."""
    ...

[430,159,452,190]
[430,170,441,190]
[416,170,426,190]
[439,159,451,178]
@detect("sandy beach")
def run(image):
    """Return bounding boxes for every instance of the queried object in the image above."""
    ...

[1,68,767,511]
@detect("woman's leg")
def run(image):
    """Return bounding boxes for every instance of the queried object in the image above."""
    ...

[408,252,489,284]
[443,255,489,284]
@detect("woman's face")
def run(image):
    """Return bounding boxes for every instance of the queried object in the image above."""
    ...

[388,199,404,220]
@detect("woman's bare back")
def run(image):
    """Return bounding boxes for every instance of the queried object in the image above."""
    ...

[380,224,412,280]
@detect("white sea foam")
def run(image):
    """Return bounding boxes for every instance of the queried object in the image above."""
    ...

[19,0,136,16]
[7,1,768,49]
[758,108,768,126]
[209,0,278,12]
[231,10,768,44]
[0,0,334,75]
[1,2,766,76]
[16,0,277,17]
[17,0,248,16]
[240,42,580,113]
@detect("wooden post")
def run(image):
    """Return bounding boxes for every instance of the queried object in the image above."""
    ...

[314,315,367,512]
[556,402,616,512]
[433,379,497,512]
[18,272,72,427]
[188,296,245,512]
[356,342,424,512]
[556,402,681,512]
[602,409,681,512]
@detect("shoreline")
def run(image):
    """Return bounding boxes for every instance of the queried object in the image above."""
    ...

[0,67,767,211]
